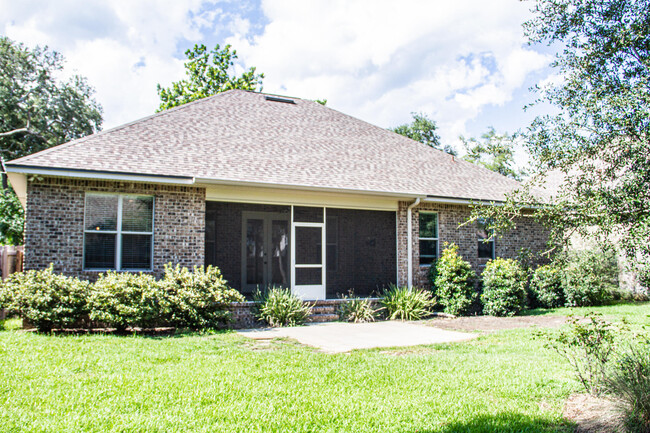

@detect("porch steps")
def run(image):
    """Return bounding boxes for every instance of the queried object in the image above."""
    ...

[308,303,339,323]
[308,313,340,323]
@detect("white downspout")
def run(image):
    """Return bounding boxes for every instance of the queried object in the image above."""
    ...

[406,197,421,289]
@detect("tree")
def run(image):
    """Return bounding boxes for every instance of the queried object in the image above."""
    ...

[461,127,526,181]
[391,113,457,155]
[0,184,23,245]
[0,36,103,163]
[471,0,650,279]
[157,44,264,111]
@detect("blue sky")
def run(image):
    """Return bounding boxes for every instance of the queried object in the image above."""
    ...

[0,0,557,158]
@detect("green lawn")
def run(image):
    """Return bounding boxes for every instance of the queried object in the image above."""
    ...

[0,303,648,433]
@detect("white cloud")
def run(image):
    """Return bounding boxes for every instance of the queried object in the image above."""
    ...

[0,0,553,146]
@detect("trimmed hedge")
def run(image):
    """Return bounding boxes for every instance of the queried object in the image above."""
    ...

[563,249,618,307]
[530,265,565,308]
[481,258,527,317]
[432,243,477,316]
[0,266,89,332]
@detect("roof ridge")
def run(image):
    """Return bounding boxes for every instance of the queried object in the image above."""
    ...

[8,89,251,165]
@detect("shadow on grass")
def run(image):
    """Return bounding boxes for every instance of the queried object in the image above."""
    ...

[414,412,574,433]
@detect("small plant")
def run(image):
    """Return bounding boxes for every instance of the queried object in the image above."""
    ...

[563,248,618,307]
[90,271,168,332]
[254,286,312,327]
[337,291,377,323]
[0,265,89,332]
[530,264,565,309]
[545,313,621,395]
[161,264,244,330]
[381,285,433,321]
[432,243,477,316]
[605,340,650,432]
[481,258,527,316]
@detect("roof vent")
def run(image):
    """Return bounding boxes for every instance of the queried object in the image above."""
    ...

[265,95,296,104]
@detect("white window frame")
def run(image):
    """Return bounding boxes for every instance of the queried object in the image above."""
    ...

[418,211,439,267]
[83,192,155,271]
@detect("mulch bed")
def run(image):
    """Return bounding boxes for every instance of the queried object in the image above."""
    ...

[426,314,570,333]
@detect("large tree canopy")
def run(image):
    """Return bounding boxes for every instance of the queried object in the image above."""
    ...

[157,44,264,111]
[461,127,526,181]
[0,36,103,163]
[391,113,457,155]
[473,0,650,282]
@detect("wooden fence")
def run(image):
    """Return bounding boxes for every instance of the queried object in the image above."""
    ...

[0,245,23,280]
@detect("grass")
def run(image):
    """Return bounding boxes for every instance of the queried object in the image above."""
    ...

[0,303,647,432]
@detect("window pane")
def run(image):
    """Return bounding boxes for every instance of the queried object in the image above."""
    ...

[84,232,116,268]
[419,240,438,265]
[122,196,153,232]
[121,234,152,269]
[295,226,322,264]
[478,240,494,259]
[295,267,322,285]
[85,195,118,231]
[419,213,438,238]
[293,206,323,223]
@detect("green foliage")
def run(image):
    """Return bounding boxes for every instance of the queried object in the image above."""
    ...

[337,291,377,323]
[481,258,528,316]
[157,44,264,111]
[90,271,168,332]
[161,264,244,330]
[472,0,650,280]
[253,286,312,327]
[0,36,102,162]
[0,187,23,245]
[381,285,433,321]
[0,266,89,332]
[563,249,618,307]
[545,314,620,395]
[530,264,565,308]
[605,341,650,431]
[391,112,456,155]
[461,127,526,180]
[433,243,477,316]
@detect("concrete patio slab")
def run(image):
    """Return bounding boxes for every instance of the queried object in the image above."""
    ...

[237,321,477,353]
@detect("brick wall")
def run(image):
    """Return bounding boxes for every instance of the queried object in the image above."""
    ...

[397,201,550,288]
[24,176,205,279]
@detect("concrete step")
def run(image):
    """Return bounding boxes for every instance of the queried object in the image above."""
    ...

[307,313,340,323]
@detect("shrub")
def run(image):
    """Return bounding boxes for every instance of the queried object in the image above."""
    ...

[337,291,377,323]
[433,243,477,316]
[381,285,433,321]
[161,264,244,330]
[90,271,168,332]
[254,287,312,327]
[0,266,89,332]
[563,248,618,307]
[605,341,650,432]
[530,264,565,309]
[481,258,527,316]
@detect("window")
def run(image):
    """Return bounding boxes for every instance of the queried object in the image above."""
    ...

[477,218,495,259]
[84,193,154,270]
[419,212,438,266]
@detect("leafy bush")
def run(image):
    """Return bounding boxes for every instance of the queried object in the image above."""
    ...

[254,287,312,327]
[161,264,244,330]
[481,258,527,316]
[605,341,650,432]
[530,264,565,308]
[545,314,620,395]
[337,291,377,323]
[90,271,168,331]
[381,285,433,320]
[563,249,618,307]
[432,243,477,316]
[0,266,89,332]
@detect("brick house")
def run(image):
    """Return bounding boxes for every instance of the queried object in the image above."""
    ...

[5,90,548,300]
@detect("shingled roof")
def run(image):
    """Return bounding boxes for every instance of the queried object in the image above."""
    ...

[6,89,521,201]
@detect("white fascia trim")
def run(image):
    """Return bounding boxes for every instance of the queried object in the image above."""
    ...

[195,177,420,199]
[423,196,504,206]
[5,166,195,185]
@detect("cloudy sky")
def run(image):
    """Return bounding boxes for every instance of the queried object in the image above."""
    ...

[0,0,555,154]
